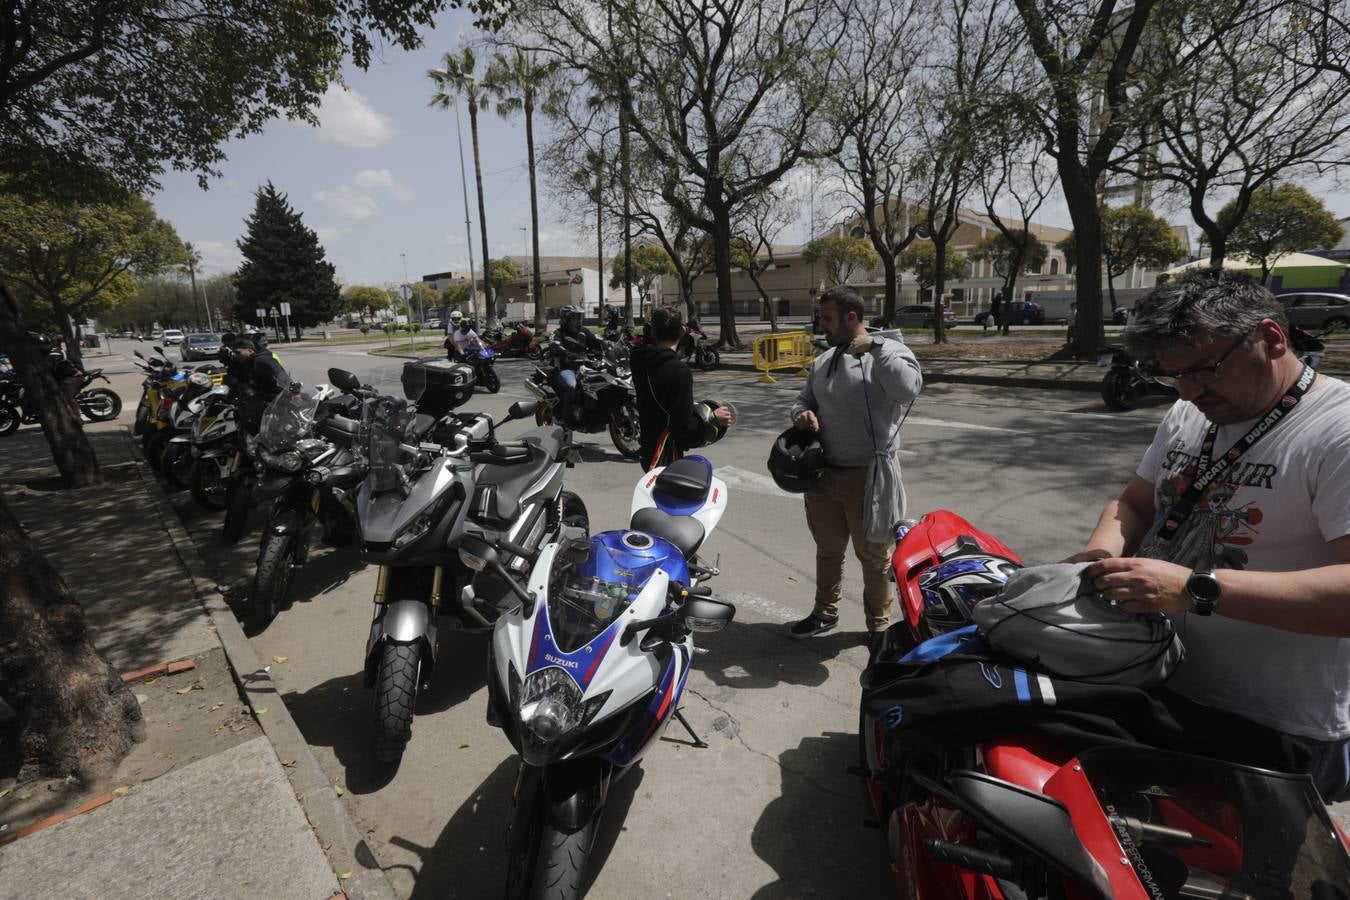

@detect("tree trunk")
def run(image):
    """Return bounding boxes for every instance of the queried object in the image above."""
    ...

[1060,163,1106,358]
[0,492,144,783]
[469,99,491,323]
[709,201,741,349]
[932,242,948,344]
[880,253,898,326]
[595,153,605,319]
[526,98,546,333]
[0,283,100,487]
[678,267,698,323]
[52,298,85,370]
[747,271,778,331]
[619,107,634,327]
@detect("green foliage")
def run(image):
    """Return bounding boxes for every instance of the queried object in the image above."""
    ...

[234,182,340,329]
[609,245,675,297]
[970,230,1048,277]
[802,235,880,285]
[411,322,422,334]
[0,191,186,330]
[898,242,967,289]
[1223,184,1345,282]
[359,323,371,335]
[485,258,519,295]
[409,282,438,312]
[341,285,386,316]
[441,280,473,307]
[1,0,503,201]
[1059,205,1187,280]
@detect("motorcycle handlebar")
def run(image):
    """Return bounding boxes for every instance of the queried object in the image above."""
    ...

[922,840,1017,880]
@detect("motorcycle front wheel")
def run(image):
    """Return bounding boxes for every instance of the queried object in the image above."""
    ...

[79,388,122,422]
[522,817,598,900]
[373,641,420,764]
[480,365,501,394]
[526,343,543,360]
[1101,367,1144,412]
[188,459,230,511]
[697,347,720,372]
[0,402,18,437]
[160,440,194,490]
[249,530,296,626]
[535,402,555,427]
[608,404,641,459]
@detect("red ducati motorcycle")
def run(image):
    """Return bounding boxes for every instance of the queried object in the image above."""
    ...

[860,510,1350,900]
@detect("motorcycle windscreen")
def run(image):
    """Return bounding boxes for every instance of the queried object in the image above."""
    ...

[1076,746,1350,899]
[546,535,665,653]
[258,390,320,451]
[364,395,416,493]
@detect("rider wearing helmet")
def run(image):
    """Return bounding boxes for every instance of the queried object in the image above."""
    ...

[445,314,482,361]
[548,305,605,428]
[631,306,733,471]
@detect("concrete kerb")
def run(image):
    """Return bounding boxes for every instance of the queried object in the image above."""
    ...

[119,429,396,900]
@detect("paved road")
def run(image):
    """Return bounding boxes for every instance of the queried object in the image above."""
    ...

[117,341,1166,898]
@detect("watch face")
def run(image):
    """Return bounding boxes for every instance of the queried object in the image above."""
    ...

[1188,572,1221,602]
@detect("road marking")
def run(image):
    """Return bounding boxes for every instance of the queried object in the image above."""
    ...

[714,466,798,499]
[904,415,1025,434]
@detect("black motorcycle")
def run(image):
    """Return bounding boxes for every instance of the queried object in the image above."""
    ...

[677,320,719,371]
[0,367,123,435]
[525,355,641,458]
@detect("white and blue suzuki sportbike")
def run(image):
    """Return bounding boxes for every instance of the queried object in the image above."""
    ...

[457,455,734,900]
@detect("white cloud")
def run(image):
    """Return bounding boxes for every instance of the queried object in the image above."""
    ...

[315,227,345,245]
[313,186,378,220]
[444,232,465,247]
[312,85,395,149]
[354,168,414,202]
[193,240,242,273]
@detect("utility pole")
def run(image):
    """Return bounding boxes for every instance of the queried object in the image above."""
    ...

[454,101,479,322]
[185,242,212,332]
[401,253,420,324]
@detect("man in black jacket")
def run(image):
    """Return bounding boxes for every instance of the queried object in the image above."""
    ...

[631,306,732,470]
[227,338,293,434]
[548,305,605,427]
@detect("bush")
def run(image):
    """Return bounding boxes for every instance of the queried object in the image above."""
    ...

[359,324,371,336]
[411,322,422,335]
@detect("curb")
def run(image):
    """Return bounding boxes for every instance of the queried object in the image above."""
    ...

[716,358,1102,392]
[120,429,396,900]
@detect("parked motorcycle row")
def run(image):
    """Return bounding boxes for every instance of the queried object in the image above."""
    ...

[130,341,735,899]
[0,360,123,436]
[602,310,721,371]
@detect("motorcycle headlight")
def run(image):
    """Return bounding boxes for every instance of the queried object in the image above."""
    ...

[261,449,303,472]
[518,668,610,749]
[392,512,434,549]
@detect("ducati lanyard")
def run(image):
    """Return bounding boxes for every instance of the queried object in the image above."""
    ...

[1156,365,1315,543]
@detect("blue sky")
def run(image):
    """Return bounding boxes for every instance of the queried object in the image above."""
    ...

[149,10,1349,288]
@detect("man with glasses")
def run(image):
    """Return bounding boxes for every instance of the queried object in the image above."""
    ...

[1069,268,1350,800]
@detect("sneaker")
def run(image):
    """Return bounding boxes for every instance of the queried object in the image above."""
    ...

[790,614,838,639]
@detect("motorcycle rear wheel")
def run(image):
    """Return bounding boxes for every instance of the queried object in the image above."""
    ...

[188,460,230,511]
[1101,367,1143,412]
[526,343,543,360]
[608,404,641,459]
[249,531,295,626]
[0,403,18,437]
[697,348,720,372]
[143,429,171,472]
[535,403,555,427]
[160,441,194,490]
[373,641,420,764]
[79,388,122,422]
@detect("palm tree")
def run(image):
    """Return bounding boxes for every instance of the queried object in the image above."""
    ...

[429,47,493,321]
[485,49,555,332]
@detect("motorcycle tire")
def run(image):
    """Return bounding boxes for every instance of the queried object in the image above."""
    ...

[0,402,18,437]
[1101,367,1143,412]
[559,490,588,533]
[373,641,420,764]
[481,366,501,394]
[697,348,720,372]
[525,817,598,900]
[608,404,641,459]
[526,344,543,361]
[143,428,171,472]
[535,403,555,427]
[79,388,122,422]
[188,460,230,511]
[133,398,149,436]
[221,476,252,545]
[160,440,194,490]
[249,531,295,627]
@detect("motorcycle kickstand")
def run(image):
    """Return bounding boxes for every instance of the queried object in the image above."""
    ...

[673,708,709,749]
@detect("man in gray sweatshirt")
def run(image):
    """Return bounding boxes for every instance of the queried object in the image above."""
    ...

[788,287,923,640]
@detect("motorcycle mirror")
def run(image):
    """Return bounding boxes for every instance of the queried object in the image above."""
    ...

[458,536,498,572]
[504,400,538,422]
[154,345,166,355]
[680,597,735,633]
[133,350,145,360]
[327,368,362,393]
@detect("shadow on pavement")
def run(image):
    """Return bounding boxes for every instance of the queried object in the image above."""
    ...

[750,731,890,900]
[698,621,867,690]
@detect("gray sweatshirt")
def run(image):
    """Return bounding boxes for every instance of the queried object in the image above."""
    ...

[789,336,923,467]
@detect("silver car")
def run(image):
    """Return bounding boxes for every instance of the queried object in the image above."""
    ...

[180,332,222,361]
[1277,292,1350,331]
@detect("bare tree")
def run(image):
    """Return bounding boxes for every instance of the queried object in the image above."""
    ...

[731,186,802,332]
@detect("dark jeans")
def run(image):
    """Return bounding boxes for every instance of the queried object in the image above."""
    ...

[558,369,578,427]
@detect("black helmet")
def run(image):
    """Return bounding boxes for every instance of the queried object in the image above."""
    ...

[768,426,824,493]
[693,399,734,447]
[560,305,584,331]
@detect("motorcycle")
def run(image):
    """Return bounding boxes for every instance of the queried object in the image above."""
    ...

[245,386,365,626]
[184,385,240,511]
[525,355,642,459]
[0,366,124,437]
[156,371,221,489]
[1099,327,1327,412]
[468,344,501,394]
[490,323,543,360]
[677,320,720,372]
[348,363,587,763]
[465,454,734,899]
[859,510,1350,899]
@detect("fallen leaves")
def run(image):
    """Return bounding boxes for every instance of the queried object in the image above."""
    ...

[271,656,288,664]
[338,871,352,881]
[112,786,129,796]
[143,677,157,685]
[334,786,344,797]
[0,788,9,801]
[254,707,269,716]
[175,683,205,695]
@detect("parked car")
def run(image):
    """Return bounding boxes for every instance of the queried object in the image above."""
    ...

[1278,292,1350,331]
[895,304,958,329]
[423,318,442,330]
[180,332,222,361]
[973,300,1046,326]
[160,328,185,345]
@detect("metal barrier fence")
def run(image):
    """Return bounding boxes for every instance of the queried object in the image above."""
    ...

[751,331,815,383]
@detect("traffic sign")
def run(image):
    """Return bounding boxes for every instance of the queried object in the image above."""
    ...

[279,302,292,316]
[401,284,412,300]
[255,308,266,319]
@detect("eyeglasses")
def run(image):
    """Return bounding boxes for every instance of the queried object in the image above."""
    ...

[1149,335,1247,387]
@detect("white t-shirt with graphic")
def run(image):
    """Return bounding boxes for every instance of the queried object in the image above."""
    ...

[1135,376,1350,740]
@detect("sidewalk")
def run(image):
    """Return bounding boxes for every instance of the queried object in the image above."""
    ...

[0,423,389,899]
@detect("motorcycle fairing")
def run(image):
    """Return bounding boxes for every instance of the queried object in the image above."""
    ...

[604,642,690,768]
[524,602,622,693]
[630,455,727,540]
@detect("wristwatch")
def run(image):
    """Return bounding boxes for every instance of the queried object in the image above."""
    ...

[1186,569,1222,616]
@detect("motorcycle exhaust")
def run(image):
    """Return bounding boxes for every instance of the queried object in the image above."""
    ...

[522,380,553,402]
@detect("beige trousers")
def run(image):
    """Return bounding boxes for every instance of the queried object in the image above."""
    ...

[803,465,895,631]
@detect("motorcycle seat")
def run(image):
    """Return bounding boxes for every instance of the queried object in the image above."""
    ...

[653,458,712,503]
[520,425,566,462]
[471,447,556,528]
[317,415,361,444]
[630,507,705,559]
